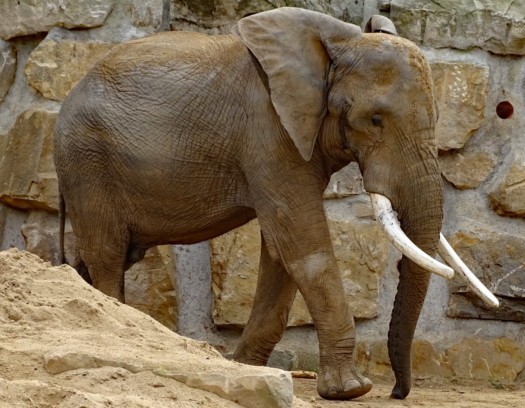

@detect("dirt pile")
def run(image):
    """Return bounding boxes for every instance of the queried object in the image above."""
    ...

[0,249,305,408]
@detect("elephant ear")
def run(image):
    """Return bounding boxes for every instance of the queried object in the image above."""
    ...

[364,15,397,35]
[232,8,361,161]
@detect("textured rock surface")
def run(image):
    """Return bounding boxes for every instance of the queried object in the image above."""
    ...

[357,337,525,383]
[25,39,116,101]
[170,0,365,33]
[391,0,525,55]
[439,150,496,190]
[0,0,115,40]
[0,40,16,104]
[445,228,525,321]
[431,61,489,150]
[323,162,364,199]
[489,148,525,217]
[0,109,58,211]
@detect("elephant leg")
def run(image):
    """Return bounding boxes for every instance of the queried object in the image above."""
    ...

[254,201,372,400]
[76,224,129,303]
[287,251,372,400]
[233,233,298,366]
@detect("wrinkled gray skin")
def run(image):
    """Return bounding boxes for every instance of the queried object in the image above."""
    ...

[54,8,442,401]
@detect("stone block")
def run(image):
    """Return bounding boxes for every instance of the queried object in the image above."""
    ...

[0,40,16,104]
[445,338,525,383]
[489,148,525,217]
[391,0,525,55]
[445,228,525,322]
[125,246,178,331]
[0,0,115,40]
[268,349,299,371]
[170,0,365,33]
[439,150,495,190]
[0,109,58,211]
[25,39,116,101]
[431,61,489,151]
[323,162,364,199]
[357,337,525,383]
[22,211,70,265]
[211,195,391,327]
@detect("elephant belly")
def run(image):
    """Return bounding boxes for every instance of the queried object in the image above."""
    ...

[129,203,257,247]
[120,169,256,247]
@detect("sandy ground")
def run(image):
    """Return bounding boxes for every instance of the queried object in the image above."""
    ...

[293,377,525,408]
[2,248,523,408]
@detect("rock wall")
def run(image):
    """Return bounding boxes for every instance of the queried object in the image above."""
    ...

[0,0,524,385]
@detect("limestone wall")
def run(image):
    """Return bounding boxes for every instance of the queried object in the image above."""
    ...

[0,0,524,385]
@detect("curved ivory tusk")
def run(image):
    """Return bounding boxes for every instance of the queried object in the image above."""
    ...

[438,234,499,308]
[370,193,454,279]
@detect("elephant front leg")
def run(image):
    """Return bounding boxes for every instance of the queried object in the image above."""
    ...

[287,252,372,400]
[233,233,298,365]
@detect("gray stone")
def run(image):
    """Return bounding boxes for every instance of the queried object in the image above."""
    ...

[268,349,299,371]
[323,162,364,199]
[445,228,525,322]
[21,211,61,265]
[0,38,60,135]
[164,369,294,408]
[0,109,58,211]
[172,243,218,341]
[0,40,16,103]
[439,150,495,190]
[0,204,28,251]
[170,0,365,33]
[0,0,116,40]
[489,148,525,217]
[391,0,525,55]
[431,61,489,151]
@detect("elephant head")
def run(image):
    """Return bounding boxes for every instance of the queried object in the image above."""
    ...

[234,8,497,399]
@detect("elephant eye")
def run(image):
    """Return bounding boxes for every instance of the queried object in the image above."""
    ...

[371,114,382,127]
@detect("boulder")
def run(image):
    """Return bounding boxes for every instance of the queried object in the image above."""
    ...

[0,109,58,211]
[0,0,115,40]
[439,150,495,190]
[25,39,116,101]
[489,148,525,217]
[445,228,525,322]
[0,40,16,104]
[391,0,525,55]
[170,0,365,33]
[430,61,489,151]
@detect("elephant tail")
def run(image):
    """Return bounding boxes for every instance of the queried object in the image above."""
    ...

[58,191,66,265]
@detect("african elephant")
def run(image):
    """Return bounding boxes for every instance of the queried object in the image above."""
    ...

[53,7,497,400]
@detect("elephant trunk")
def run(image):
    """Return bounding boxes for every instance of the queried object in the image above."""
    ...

[387,160,444,399]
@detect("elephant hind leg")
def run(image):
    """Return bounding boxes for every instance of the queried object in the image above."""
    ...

[77,229,130,303]
[233,233,297,366]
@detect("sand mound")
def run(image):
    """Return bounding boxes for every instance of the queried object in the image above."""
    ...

[0,249,304,408]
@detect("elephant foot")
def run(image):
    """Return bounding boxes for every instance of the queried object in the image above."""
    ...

[317,366,373,400]
[390,380,411,399]
[232,341,270,366]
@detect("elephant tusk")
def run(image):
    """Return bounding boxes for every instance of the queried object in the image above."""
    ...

[369,193,454,280]
[437,234,500,308]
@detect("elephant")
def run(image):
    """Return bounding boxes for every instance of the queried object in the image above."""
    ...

[53,7,498,401]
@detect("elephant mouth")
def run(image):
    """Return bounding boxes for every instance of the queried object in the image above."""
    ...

[370,193,499,308]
